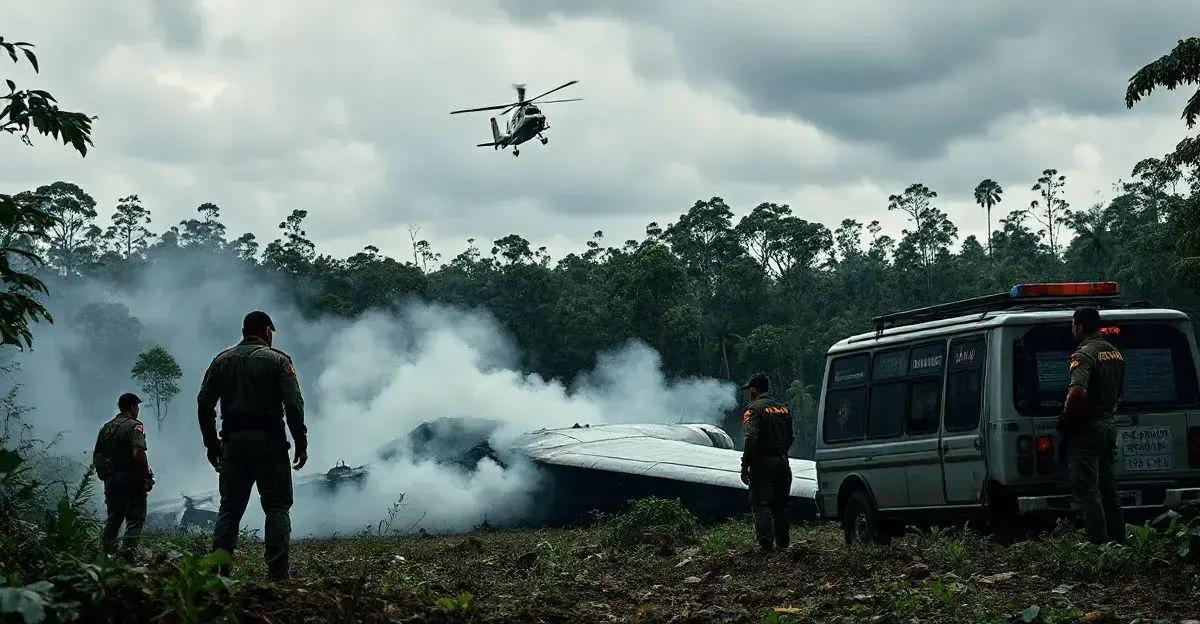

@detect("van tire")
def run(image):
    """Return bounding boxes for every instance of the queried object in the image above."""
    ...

[843,491,890,546]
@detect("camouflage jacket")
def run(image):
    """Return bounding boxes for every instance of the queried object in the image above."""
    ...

[92,412,146,480]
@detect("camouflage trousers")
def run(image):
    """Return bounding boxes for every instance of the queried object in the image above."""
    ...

[748,455,792,550]
[102,473,146,557]
[211,432,294,581]
[1066,420,1125,544]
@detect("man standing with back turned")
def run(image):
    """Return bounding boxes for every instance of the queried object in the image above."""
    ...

[740,373,794,554]
[198,311,307,581]
[92,392,154,559]
[1059,307,1126,544]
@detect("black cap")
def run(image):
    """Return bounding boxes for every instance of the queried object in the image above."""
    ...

[741,372,769,393]
[117,392,142,410]
[243,310,276,334]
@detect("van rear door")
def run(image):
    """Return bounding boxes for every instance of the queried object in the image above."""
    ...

[1013,320,1200,485]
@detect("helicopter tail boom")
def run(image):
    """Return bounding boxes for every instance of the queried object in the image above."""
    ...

[490,117,500,149]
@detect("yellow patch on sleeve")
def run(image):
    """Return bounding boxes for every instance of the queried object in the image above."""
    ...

[284,362,296,376]
[1069,359,1080,370]
[742,410,752,427]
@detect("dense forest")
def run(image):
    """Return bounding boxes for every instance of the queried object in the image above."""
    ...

[8,150,1200,445]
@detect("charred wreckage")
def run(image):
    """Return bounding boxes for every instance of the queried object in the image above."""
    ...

[147,419,816,532]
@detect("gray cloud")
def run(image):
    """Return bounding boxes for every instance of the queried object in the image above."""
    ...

[1,0,1195,262]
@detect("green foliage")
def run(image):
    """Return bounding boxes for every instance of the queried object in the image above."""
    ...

[0,193,54,349]
[1126,37,1200,127]
[157,550,238,623]
[131,345,183,431]
[40,467,100,557]
[601,497,700,550]
[0,582,52,624]
[433,592,474,613]
[0,37,94,155]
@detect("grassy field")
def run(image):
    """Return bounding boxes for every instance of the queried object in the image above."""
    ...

[134,501,1200,624]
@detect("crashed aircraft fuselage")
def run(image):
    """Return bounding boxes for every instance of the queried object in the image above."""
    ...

[146,421,817,532]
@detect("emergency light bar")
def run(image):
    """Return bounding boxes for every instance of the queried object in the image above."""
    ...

[873,282,1125,333]
[1009,282,1118,299]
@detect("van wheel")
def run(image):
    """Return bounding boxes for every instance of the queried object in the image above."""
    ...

[843,491,891,546]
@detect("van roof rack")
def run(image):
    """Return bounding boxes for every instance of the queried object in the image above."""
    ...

[872,282,1127,333]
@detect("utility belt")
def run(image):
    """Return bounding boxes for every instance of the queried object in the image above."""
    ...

[220,413,285,438]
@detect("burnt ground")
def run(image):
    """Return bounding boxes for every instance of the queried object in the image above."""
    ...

[143,520,1200,623]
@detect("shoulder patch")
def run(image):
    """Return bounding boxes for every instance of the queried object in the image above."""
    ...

[134,422,145,433]
[742,409,752,427]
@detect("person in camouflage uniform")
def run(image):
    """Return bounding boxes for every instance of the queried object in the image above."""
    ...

[740,373,795,553]
[92,392,154,558]
[1058,307,1126,544]
[198,311,307,581]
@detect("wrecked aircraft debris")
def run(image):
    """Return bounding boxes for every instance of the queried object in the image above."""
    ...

[145,420,816,532]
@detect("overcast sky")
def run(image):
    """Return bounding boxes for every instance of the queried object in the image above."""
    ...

[3,1,1197,261]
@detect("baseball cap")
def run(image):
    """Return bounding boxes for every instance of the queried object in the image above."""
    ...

[243,310,276,333]
[117,392,142,410]
[741,372,770,393]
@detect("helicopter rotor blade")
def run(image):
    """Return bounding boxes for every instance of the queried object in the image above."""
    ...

[449,102,520,115]
[535,98,583,104]
[526,80,579,104]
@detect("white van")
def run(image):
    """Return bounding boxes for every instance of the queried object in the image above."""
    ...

[813,282,1200,544]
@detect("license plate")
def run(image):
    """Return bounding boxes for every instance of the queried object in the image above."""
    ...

[1117,426,1174,471]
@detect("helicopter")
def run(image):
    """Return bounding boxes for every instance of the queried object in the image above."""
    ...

[450,81,581,157]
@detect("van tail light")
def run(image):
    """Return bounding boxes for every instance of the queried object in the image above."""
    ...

[1188,427,1200,467]
[1036,435,1057,474]
[1017,435,1033,476]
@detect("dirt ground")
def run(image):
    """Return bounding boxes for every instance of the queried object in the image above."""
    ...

[191,520,1200,624]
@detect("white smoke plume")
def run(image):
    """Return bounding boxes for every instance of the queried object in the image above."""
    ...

[4,253,738,535]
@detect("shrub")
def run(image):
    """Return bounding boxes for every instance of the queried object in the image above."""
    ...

[600,497,700,550]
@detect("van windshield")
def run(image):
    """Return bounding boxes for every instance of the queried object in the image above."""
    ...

[1013,321,1199,416]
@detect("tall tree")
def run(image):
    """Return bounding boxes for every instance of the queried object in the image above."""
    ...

[230,233,259,263]
[262,209,316,275]
[27,181,98,278]
[888,183,956,300]
[103,194,153,259]
[973,179,1003,257]
[1031,169,1070,257]
[178,202,227,249]
[131,345,182,432]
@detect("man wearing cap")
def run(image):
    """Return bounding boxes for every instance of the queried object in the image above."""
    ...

[198,310,307,581]
[92,392,154,558]
[739,373,794,553]
[1059,307,1126,544]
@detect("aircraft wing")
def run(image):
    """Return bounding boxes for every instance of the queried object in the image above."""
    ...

[517,425,817,499]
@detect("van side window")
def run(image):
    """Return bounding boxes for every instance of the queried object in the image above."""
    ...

[823,354,868,442]
[867,349,907,438]
[906,343,945,435]
[945,337,986,431]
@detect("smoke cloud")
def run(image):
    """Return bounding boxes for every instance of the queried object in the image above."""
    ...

[5,252,738,535]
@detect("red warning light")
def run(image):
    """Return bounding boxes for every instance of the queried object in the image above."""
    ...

[1100,326,1121,336]
[1010,282,1118,299]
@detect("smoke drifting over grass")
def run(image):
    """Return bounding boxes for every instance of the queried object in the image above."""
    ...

[6,253,737,535]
